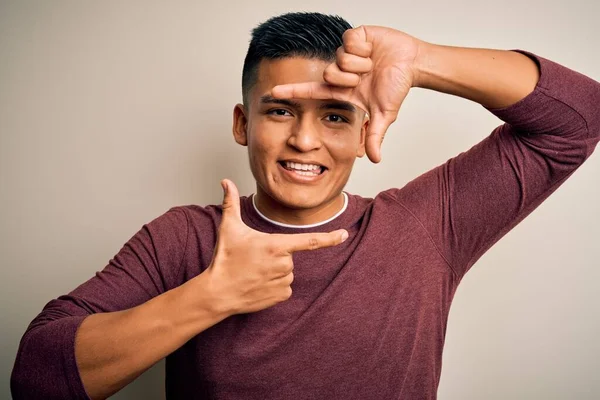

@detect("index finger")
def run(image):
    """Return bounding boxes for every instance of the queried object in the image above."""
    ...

[271,82,351,102]
[274,229,349,253]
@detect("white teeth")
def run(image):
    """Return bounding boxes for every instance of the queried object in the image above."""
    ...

[284,161,321,171]
[295,170,318,176]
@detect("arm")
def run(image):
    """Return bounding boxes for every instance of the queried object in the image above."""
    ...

[11,182,347,400]
[397,47,600,278]
[73,273,229,400]
[271,26,600,277]
[10,209,230,400]
[414,44,540,109]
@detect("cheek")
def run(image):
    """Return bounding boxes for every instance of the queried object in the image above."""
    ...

[247,123,285,166]
[325,131,362,163]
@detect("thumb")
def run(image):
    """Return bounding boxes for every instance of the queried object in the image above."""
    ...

[365,111,397,163]
[221,179,242,221]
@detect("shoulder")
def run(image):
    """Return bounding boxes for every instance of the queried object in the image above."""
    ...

[145,203,225,285]
[165,203,224,240]
[139,203,223,255]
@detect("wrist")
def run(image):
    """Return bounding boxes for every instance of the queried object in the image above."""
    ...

[412,40,437,89]
[164,270,233,335]
[195,267,239,318]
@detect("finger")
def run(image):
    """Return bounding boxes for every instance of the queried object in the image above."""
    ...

[270,271,294,286]
[269,258,294,280]
[323,63,361,88]
[336,47,373,74]
[276,229,349,253]
[271,82,351,102]
[220,179,242,221]
[342,26,373,58]
[365,111,398,163]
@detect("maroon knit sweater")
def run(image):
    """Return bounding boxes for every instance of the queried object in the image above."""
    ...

[11,52,600,399]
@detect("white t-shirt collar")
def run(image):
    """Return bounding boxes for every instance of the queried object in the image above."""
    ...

[251,192,348,229]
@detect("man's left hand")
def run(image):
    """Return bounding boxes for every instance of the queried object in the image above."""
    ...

[271,25,423,163]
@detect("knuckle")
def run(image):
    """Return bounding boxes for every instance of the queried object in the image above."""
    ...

[343,29,359,46]
[276,259,293,277]
[221,246,234,258]
[276,256,288,268]
[284,258,294,271]
[342,29,352,42]
[344,40,361,54]
[308,237,320,250]
[264,242,279,256]
[323,66,336,82]
[386,111,398,123]
[337,55,352,71]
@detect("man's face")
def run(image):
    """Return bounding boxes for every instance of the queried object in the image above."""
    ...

[233,57,367,210]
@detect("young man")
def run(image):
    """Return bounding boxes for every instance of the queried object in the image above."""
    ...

[12,12,600,400]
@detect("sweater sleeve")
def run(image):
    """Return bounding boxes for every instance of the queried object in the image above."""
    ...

[10,207,190,400]
[393,51,600,279]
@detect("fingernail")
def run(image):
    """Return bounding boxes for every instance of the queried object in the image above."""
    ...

[221,180,227,193]
[341,230,349,242]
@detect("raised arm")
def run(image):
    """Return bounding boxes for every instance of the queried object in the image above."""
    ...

[398,49,600,277]
[271,25,600,278]
[414,43,540,109]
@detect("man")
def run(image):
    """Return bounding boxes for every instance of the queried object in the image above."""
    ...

[11,11,600,400]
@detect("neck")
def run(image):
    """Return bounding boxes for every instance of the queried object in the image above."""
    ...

[254,189,346,226]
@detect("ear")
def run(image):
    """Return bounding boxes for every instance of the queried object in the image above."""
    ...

[356,113,368,158]
[232,104,248,146]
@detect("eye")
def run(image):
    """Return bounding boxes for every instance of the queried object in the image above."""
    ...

[267,109,292,117]
[324,114,348,123]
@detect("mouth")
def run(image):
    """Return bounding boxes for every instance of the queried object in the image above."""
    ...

[278,160,327,176]
[276,160,328,183]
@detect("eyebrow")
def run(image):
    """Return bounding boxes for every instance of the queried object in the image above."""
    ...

[260,95,301,109]
[318,101,357,113]
[260,95,357,113]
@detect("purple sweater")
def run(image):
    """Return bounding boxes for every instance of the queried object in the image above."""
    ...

[11,52,600,399]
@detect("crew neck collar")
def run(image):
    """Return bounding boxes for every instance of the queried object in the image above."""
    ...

[241,191,364,234]
[251,192,348,229]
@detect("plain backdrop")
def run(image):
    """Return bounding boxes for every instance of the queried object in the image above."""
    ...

[1,1,599,399]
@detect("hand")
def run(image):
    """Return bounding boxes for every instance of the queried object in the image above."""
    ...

[205,179,349,315]
[271,26,423,163]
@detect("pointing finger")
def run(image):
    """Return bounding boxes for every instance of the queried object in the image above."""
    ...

[275,229,349,253]
[271,82,352,102]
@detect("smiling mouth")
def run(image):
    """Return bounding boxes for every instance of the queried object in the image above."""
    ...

[278,161,327,176]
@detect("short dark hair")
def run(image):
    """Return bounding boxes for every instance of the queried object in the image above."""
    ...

[241,12,352,106]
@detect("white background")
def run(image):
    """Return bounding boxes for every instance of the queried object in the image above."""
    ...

[1,0,599,398]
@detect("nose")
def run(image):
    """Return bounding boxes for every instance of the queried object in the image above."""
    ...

[286,116,322,152]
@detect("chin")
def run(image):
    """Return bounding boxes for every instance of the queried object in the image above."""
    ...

[273,188,329,210]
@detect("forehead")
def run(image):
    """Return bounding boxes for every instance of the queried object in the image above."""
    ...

[254,57,329,95]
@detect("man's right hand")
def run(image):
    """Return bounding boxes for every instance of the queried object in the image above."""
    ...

[205,179,349,315]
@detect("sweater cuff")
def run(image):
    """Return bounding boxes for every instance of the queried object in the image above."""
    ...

[62,316,91,400]
[12,315,91,400]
